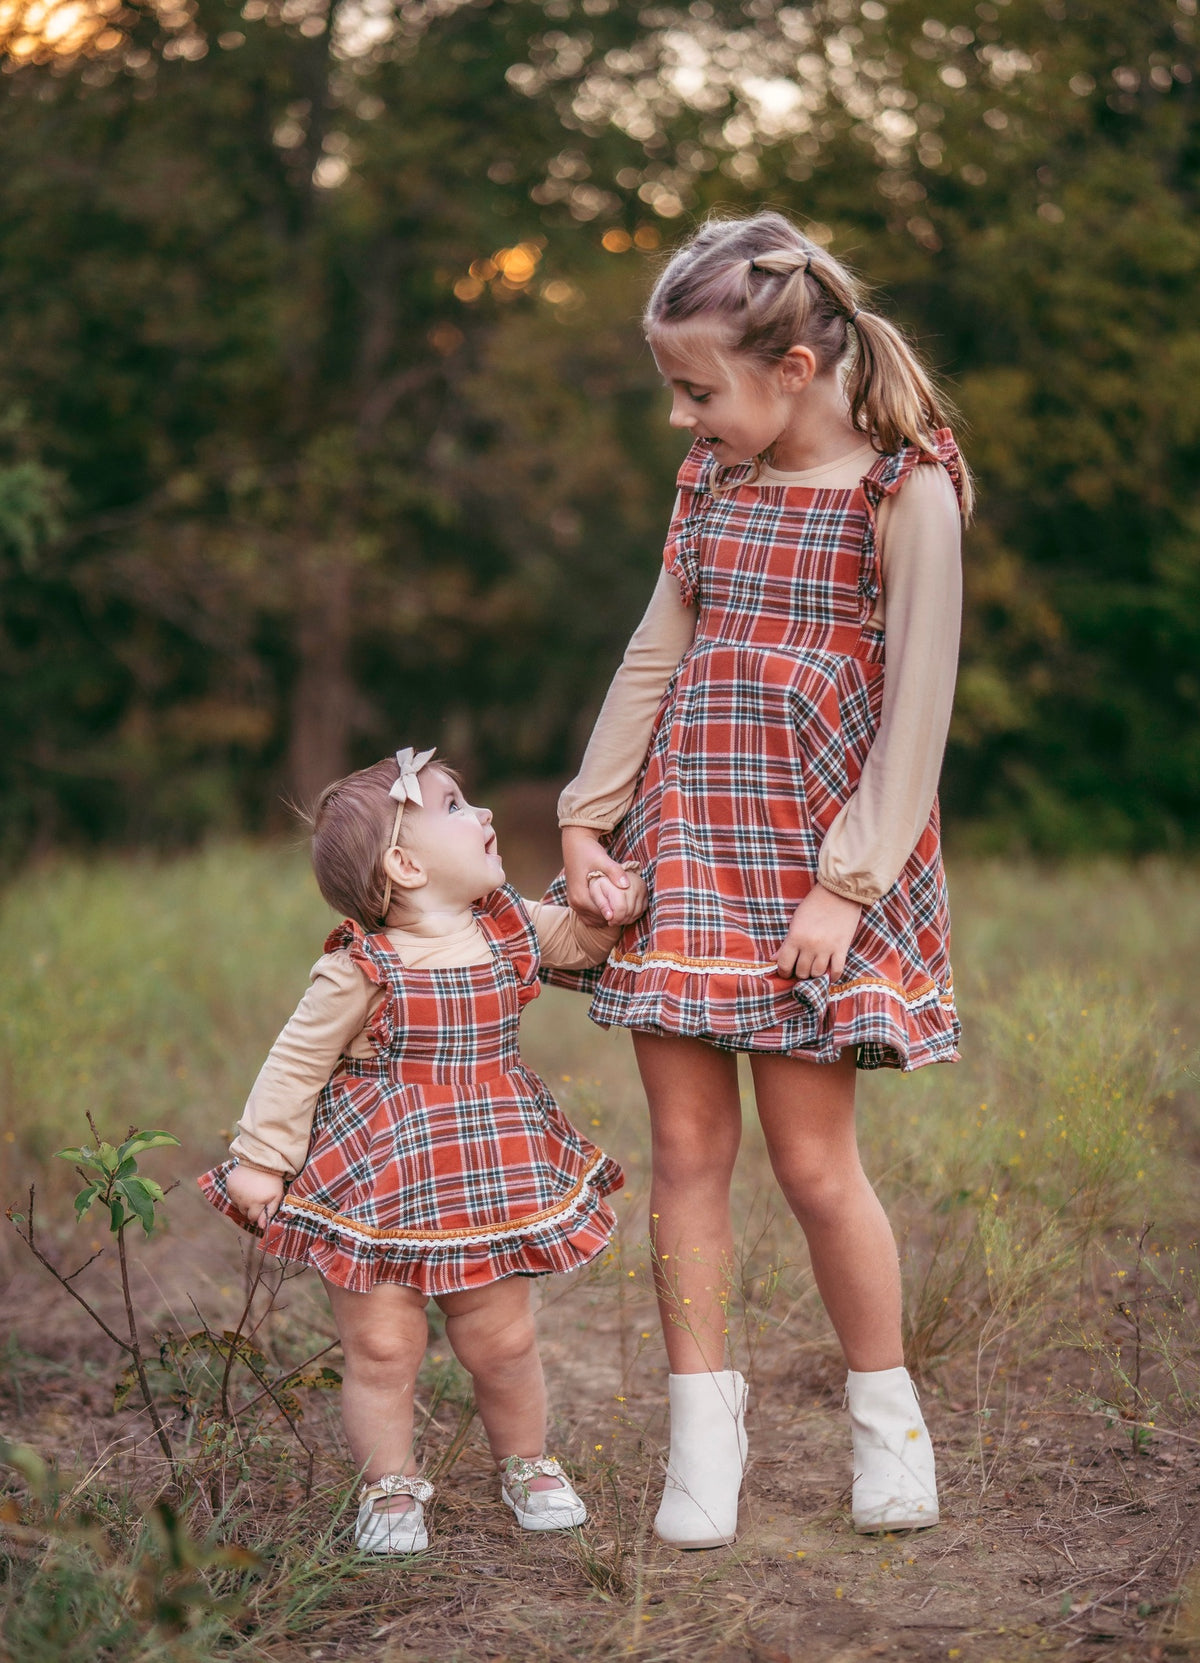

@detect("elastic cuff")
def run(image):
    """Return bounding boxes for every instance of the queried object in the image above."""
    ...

[816,875,878,906]
[232,1156,291,1179]
[558,817,618,834]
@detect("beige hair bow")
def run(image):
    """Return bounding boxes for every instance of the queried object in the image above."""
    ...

[379,746,436,923]
[389,745,436,810]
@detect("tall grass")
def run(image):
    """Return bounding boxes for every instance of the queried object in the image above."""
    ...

[2,845,1197,1660]
[0,846,329,1174]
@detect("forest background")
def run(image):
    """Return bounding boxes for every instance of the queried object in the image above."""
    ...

[1,0,1198,857]
[3,6,1200,1659]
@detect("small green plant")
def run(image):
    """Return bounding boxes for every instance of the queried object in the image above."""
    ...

[57,1123,179,1235]
[7,1114,340,1496]
[1,1438,263,1656]
[7,1115,181,1465]
[1066,1226,1199,1455]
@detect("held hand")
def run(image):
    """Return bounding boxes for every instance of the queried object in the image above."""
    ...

[605,867,648,928]
[563,825,631,926]
[225,1163,285,1232]
[776,886,863,982]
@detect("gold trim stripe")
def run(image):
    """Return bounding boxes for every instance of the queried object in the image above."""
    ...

[275,1152,606,1246]
[608,947,953,1010]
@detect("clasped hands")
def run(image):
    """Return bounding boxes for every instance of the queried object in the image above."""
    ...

[562,827,649,928]
[563,827,862,980]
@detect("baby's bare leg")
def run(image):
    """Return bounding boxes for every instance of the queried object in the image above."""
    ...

[438,1278,552,1474]
[324,1278,428,1496]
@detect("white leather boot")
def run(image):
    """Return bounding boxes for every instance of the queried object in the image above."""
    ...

[653,1369,748,1549]
[847,1366,939,1533]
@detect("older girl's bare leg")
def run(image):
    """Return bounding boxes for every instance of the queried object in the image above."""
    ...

[749,1050,903,1371]
[634,1032,743,1374]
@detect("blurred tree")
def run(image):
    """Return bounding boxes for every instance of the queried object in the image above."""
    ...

[0,0,677,846]
[0,0,1197,853]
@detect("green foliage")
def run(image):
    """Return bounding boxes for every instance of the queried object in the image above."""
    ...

[0,1460,263,1661]
[0,1437,52,1502]
[56,1130,179,1236]
[0,842,326,1166]
[0,0,1194,852]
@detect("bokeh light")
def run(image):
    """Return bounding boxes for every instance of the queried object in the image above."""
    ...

[0,0,125,63]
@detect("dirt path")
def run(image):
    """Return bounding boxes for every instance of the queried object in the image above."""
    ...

[3,1202,1197,1663]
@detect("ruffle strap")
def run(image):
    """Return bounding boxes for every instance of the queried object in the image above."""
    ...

[475,884,542,996]
[862,428,964,512]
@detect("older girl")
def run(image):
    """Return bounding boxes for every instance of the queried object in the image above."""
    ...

[550,211,968,1546]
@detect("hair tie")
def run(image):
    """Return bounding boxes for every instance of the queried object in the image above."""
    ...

[848,307,861,323]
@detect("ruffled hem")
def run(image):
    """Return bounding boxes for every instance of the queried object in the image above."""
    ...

[196,1162,623,1296]
[585,966,959,1073]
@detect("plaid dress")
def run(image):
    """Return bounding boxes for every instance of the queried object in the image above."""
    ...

[199,887,624,1295]
[545,433,964,1072]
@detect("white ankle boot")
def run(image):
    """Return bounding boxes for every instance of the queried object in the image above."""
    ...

[847,1366,939,1533]
[653,1369,748,1549]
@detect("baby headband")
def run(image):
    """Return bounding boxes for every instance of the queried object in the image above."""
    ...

[378,745,436,923]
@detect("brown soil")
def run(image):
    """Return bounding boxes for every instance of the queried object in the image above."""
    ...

[3,1182,1198,1663]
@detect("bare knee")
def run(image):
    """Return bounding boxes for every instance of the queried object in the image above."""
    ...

[343,1316,427,1377]
[446,1305,538,1380]
[652,1118,740,1190]
[774,1157,865,1227]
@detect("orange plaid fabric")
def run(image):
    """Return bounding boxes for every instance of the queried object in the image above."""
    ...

[544,434,964,1073]
[200,887,623,1293]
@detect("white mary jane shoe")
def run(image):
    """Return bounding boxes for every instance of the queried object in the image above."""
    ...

[354,1474,434,1554]
[847,1367,939,1533]
[500,1455,587,1531]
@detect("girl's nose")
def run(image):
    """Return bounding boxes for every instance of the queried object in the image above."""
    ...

[475,803,493,825]
[669,395,695,431]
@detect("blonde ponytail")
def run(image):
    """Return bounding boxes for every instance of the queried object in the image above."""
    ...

[645,211,973,519]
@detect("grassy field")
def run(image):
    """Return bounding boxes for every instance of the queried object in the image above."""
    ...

[1,842,1198,1662]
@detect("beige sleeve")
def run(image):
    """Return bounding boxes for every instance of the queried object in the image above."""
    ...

[229,952,378,1177]
[557,562,697,833]
[817,464,962,905]
[525,899,622,970]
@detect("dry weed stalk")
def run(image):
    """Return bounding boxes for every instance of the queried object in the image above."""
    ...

[5,1113,340,1505]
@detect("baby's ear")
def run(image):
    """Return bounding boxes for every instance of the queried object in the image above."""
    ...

[382,845,427,891]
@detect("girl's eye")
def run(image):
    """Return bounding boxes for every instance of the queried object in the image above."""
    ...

[689,390,711,404]
[447,800,461,813]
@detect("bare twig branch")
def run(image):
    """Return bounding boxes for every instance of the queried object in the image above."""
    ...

[116,1224,175,1466]
[232,1340,340,1421]
[8,1188,132,1357]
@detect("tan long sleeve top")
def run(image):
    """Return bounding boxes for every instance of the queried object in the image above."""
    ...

[230,902,620,1178]
[558,442,962,906]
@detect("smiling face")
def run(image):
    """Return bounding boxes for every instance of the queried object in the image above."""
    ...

[650,324,795,466]
[390,766,505,912]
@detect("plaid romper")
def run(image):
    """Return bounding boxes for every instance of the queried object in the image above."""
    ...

[200,886,624,1295]
[546,433,964,1072]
